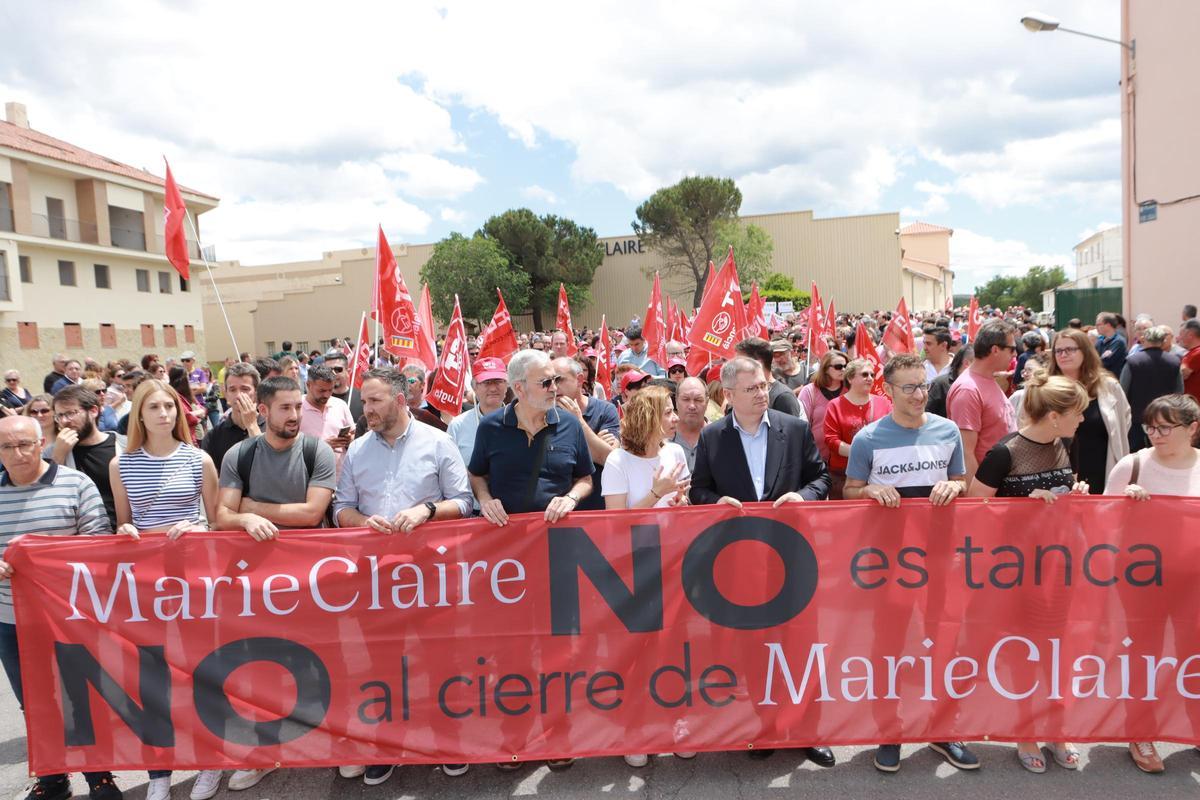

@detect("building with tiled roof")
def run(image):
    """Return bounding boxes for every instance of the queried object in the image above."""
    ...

[0,102,219,378]
[898,221,955,311]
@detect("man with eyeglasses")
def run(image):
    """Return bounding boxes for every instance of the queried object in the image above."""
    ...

[42,385,125,528]
[0,415,121,800]
[843,353,975,774]
[49,359,83,395]
[946,319,1018,484]
[322,349,364,423]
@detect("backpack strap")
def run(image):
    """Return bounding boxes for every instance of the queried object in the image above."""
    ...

[1130,449,1143,486]
[301,434,318,482]
[237,435,261,498]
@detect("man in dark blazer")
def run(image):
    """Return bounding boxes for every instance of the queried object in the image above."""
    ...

[688,355,834,768]
[691,356,831,507]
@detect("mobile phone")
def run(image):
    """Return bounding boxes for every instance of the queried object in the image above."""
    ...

[338,425,353,437]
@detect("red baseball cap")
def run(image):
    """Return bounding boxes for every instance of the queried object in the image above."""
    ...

[619,370,652,392]
[705,363,723,385]
[667,357,687,371]
[472,357,507,382]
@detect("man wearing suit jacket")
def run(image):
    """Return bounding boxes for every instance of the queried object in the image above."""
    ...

[688,356,834,768]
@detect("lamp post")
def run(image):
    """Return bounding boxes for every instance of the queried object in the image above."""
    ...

[1020,13,1135,56]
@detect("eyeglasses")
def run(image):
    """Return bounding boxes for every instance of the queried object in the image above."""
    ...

[4,378,18,383]
[536,375,564,390]
[1053,346,1081,357]
[28,408,51,417]
[405,377,422,385]
[828,364,846,371]
[740,382,769,395]
[54,408,85,421]
[1143,423,1182,437]
[0,441,39,457]
[857,372,875,379]
[889,381,930,396]
[329,365,346,373]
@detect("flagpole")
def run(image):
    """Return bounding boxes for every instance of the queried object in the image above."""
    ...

[183,213,241,358]
[348,310,367,408]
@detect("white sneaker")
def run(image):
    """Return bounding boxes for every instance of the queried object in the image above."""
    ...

[441,764,469,777]
[190,770,223,800]
[146,776,172,800]
[337,765,366,779]
[228,768,276,791]
[624,754,649,767]
[674,752,697,759]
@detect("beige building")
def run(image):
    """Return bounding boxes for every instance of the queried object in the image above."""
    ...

[1122,0,1200,325]
[202,208,955,358]
[0,102,218,382]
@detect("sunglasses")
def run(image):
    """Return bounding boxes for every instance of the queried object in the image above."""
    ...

[537,375,564,390]
[828,364,846,371]
[329,365,346,372]
[4,378,18,383]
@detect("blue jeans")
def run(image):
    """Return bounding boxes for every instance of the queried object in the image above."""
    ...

[0,622,117,785]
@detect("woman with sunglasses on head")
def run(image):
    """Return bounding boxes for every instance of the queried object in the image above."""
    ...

[798,351,849,465]
[21,394,56,442]
[1104,393,1200,775]
[823,358,891,499]
[1049,328,1130,493]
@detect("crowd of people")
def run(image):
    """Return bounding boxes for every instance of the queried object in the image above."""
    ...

[0,299,1199,800]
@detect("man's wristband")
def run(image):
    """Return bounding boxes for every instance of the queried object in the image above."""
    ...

[565,494,578,504]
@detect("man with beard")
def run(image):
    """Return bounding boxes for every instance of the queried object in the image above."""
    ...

[300,364,355,475]
[322,348,364,421]
[215,376,336,541]
[333,368,473,785]
[200,363,263,472]
[44,384,125,527]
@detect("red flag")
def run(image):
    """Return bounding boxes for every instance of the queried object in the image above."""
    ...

[416,284,438,370]
[968,295,983,341]
[680,308,692,341]
[701,259,719,306]
[855,320,888,396]
[808,282,829,359]
[556,284,578,355]
[594,314,613,400]
[372,225,426,364]
[162,160,190,280]
[686,343,713,380]
[665,295,679,345]
[825,299,837,334]
[426,296,469,416]
[882,297,916,354]
[945,295,954,313]
[744,282,766,339]
[687,247,746,359]
[643,271,668,366]
[477,288,519,363]
[351,314,372,390]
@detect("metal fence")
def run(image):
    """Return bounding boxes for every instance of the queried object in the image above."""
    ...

[1053,287,1123,330]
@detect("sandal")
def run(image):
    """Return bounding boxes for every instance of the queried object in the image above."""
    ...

[1052,743,1080,770]
[1017,747,1046,774]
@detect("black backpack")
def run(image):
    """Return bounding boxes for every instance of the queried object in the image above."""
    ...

[236,434,318,499]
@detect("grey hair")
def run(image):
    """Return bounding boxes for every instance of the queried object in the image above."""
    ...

[400,363,426,380]
[720,356,763,389]
[1143,325,1170,346]
[509,349,551,385]
[361,368,407,396]
[552,356,584,377]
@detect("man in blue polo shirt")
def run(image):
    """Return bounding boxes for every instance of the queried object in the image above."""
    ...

[468,349,593,525]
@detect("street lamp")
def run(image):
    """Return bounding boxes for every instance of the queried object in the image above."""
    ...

[1020,12,1135,56]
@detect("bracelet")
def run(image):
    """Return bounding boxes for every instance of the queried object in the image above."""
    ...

[565,495,578,504]
[650,489,662,499]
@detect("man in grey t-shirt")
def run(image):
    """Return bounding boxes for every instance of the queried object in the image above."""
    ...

[217,376,336,540]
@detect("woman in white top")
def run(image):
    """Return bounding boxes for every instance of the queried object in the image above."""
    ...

[602,386,694,768]
[1104,393,1200,775]
[108,380,221,800]
[603,386,691,510]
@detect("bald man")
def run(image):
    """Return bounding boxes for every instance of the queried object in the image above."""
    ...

[671,377,707,473]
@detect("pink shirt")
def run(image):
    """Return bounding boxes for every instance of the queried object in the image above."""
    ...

[300,395,355,474]
[947,367,1017,464]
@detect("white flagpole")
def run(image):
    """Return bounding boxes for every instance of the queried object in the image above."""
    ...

[183,213,241,358]
[348,310,367,409]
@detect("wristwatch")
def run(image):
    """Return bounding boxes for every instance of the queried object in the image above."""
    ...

[424,501,437,521]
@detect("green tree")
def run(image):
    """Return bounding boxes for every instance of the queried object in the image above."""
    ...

[714,220,774,287]
[632,176,742,308]
[755,272,811,307]
[974,265,1067,309]
[479,209,603,329]
[421,233,531,326]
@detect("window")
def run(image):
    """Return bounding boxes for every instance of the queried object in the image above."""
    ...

[58,260,76,286]
[163,324,177,347]
[319,339,334,352]
[0,252,9,301]
[184,324,195,343]
[19,255,31,283]
[18,321,38,349]
[136,268,150,292]
[179,275,190,292]
[158,271,173,294]
[108,206,146,251]
[0,181,12,233]
[265,341,276,355]
[94,263,110,289]
[295,341,309,354]
[100,323,117,348]
[141,324,155,347]
[46,197,66,239]
[64,323,83,348]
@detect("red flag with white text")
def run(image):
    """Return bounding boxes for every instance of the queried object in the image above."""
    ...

[968,295,983,341]
[427,296,468,416]
[162,160,190,280]
[744,282,766,340]
[352,314,372,389]
[809,282,829,359]
[687,248,746,359]
[556,284,578,355]
[882,297,917,354]
[855,320,887,396]
[477,289,519,363]
[595,314,613,400]
[642,272,668,366]
[372,226,426,364]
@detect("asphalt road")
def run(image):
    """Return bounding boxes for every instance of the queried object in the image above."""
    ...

[2,675,1199,800]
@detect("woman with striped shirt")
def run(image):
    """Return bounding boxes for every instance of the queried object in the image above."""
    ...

[108,380,219,800]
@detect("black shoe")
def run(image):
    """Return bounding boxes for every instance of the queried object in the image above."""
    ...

[363,764,395,785]
[874,744,901,773]
[25,778,70,800]
[747,748,775,760]
[929,742,980,770]
[86,774,123,800]
[546,759,575,771]
[805,746,836,768]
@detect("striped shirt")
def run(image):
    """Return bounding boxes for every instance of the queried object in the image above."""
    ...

[0,462,111,624]
[117,444,205,529]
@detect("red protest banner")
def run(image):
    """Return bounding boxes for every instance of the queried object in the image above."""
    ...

[8,497,1200,774]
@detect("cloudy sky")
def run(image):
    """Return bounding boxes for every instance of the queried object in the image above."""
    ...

[0,1,1121,294]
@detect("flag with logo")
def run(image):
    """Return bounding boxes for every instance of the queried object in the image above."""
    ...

[351,313,372,389]
[808,282,829,359]
[882,297,916,354]
[556,283,578,355]
[744,282,766,340]
[855,320,888,396]
[642,272,668,366]
[427,295,468,416]
[372,225,425,363]
[477,288,519,363]
[162,160,190,280]
[595,313,613,400]
[968,295,983,341]
[687,247,746,360]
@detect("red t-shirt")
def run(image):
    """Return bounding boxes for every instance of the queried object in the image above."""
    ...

[1184,345,1200,402]
[823,394,892,473]
[947,367,1018,464]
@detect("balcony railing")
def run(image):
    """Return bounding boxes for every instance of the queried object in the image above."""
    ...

[27,213,200,257]
[0,208,13,233]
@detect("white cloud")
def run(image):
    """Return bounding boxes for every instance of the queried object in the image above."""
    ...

[439,207,468,224]
[1077,221,1120,241]
[520,185,559,205]
[378,153,484,200]
[951,228,1071,294]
